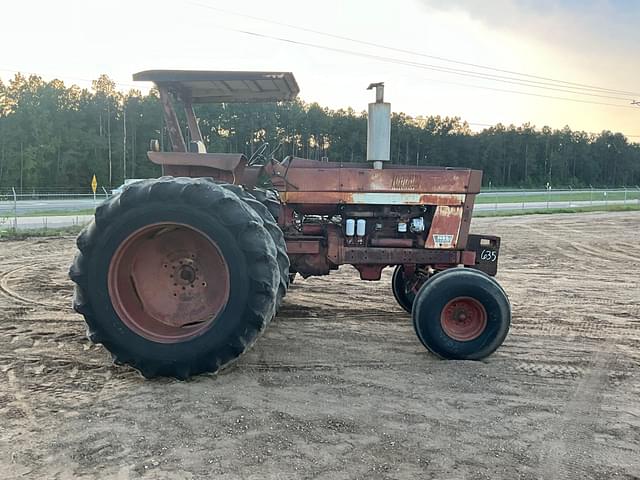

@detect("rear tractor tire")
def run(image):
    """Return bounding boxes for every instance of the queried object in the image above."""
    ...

[68,177,285,379]
[412,268,511,360]
[218,184,289,311]
[248,187,282,222]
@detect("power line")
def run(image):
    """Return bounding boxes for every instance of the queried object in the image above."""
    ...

[166,4,635,103]
[412,74,636,109]
[188,0,640,98]
[398,63,631,101]
[204,25,637,110]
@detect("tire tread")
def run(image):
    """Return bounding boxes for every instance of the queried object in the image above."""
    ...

[68,177,280,379]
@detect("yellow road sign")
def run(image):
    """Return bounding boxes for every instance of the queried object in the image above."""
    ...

[91,175,97,194]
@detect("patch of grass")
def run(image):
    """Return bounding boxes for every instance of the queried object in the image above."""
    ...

[477,191,640,204]
[476,204,640,217]
[0,224,85,240]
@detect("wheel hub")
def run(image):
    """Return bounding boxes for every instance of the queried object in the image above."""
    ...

[440,297,487,342]
[169,258,199,287]
[178,264,196,284]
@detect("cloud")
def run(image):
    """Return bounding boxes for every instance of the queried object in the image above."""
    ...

[420,0,640,57]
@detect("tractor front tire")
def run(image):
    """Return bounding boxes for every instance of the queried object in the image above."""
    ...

[412,268,511,360]
[391,265,417,313]
[69,177,281,379]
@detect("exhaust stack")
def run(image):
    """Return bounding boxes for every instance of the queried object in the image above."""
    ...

[366,82,391,170]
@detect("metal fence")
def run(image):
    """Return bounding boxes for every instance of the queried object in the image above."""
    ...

[1,186,639,232]
[0,187,101,233]
[0,185,111,196]
[476,187,640,213]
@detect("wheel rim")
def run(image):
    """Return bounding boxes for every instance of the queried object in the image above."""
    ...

[108,223,230,343]
[440,296,487,341]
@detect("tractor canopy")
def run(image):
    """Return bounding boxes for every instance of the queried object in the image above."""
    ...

[133,70,300,103]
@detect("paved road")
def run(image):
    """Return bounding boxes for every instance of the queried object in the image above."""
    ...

[0,214,94,230]
[0,198,102,215]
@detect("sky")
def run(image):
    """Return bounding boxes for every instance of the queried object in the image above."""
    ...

[1,0,639,138]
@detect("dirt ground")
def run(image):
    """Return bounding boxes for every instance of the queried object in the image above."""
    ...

[0,212,639,480]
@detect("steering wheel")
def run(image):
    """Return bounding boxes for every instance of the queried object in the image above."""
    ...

[248,142,270,166]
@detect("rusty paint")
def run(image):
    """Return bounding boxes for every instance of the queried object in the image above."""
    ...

[184,100,204,144]
[425,205,464,249]
[281,191,466,206]
[461,250,476,266]
[289,253,334,277]
[159,87,186,152]
[326,226,342,262]
[457,191,477,249]
[277,205,296,229]
[440,297,488,341]
[241,167,261,189]
[370,238,414,248]
[147,152,247,184]
[148,152,246,171]
[301,224,323,235]
[390,174,420,190]
[354,264,385,280]
[269,160,482,194]
[285,240,321,254]
[331,247,461,265]
[107,223,229,343]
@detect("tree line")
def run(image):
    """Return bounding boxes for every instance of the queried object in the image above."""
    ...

[0,73,638,192]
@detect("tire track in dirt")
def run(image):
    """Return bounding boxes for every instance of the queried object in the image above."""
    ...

[0,215,639,479]
[516,226,595,272]
[522,222,640,266]
[5,370,38,428]
[0,263,68,311]
[0,252,63,267]
[514,317,640,340]
[0,246,90,419]
[512,358,632,382]
[551,225,640,265]
[538,349,616,480]
[238,361,415,372]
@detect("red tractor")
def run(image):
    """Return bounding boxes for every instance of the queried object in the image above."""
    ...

[69,71,510,379]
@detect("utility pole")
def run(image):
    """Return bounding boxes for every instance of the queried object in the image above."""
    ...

[123,107,127,183]
[0,138,4,185]
[107,102,112,187]
[19,141,23,194]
